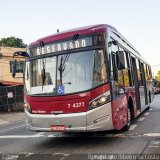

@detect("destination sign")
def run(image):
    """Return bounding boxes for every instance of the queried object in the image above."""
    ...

[30,37,93,56]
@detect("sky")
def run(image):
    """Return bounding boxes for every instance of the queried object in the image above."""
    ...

[0,0,160,74]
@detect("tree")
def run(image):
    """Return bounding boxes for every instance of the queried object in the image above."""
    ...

[155,70,160,81]
[0,37,27,48]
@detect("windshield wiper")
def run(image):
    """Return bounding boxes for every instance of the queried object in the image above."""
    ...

[41,61,46,90]
[58,34,79,85]
[39,41,46,90]
[58,54,70,85]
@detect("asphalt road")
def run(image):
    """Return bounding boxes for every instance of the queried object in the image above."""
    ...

[0,94,160,160]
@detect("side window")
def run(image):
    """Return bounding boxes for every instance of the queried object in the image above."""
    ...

[108,40,118,81]
[136,59,143,86]
[115,46,123,87]
[148,66,152,79]
[144,63,148,80]
[125,52,133,86]
[118,46,132,87]
[146,65,152,80]
[145,64,148,75]
[93,50,107,87]
[122,51,132,87]
[108,41,123,86]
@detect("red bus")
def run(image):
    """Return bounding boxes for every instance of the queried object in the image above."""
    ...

[12,24,154,132]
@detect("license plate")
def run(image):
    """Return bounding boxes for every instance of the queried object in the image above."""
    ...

[51,125,66,131]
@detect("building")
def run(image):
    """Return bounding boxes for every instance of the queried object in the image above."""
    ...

[0,47,25,111]
[0,47,25,85]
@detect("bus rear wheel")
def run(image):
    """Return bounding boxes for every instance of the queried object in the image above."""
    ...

[146,92,151,110]
[122,108,131,131]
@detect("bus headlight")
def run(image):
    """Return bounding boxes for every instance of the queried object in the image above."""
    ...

[24,101,31,113]
[89,91,111,110]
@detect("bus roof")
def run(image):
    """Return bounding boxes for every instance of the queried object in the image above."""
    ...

[30,24,117,46]
[29,24,150,65]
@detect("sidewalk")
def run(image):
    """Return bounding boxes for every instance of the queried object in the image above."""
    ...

[0,112,25,126]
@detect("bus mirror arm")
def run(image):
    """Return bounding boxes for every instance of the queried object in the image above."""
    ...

[108,40,118,47]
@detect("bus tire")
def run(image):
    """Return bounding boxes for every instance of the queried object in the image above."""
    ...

[122,107,131,131]
[146,92,151,110]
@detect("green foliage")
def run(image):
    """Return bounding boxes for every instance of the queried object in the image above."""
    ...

[0,37,27,48]
[155,70,160,81]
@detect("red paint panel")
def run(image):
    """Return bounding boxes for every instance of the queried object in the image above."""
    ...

[111,95,128,130]
[31,97,88,114]
[24,84,110,114]
[30,24,108,46]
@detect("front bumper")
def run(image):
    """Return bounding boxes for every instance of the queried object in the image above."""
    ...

[25,102,114,132]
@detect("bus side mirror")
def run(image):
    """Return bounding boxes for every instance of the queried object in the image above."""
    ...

[116,51,125,70]
[12,60,17,78]
[11,51,28,78]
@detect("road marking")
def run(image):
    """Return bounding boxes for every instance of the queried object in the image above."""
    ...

[148,140,160,148]
[33,132,45,137]
[0,135,35,138]
[48,135,56,137]
[129,124,137,131]
[137,117,145,122]
[144,133,160,137]
[53,153,69,160]
[0,133,45,138]
[143,112,150,116]
[150,141,160,145]
[1,132,160,139]
[0,125,25,133]
[148,146,160,148]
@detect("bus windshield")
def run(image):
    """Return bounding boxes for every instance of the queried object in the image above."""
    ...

[25,49,107,96]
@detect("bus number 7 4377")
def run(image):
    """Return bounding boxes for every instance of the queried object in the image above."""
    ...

[67,102,85,108]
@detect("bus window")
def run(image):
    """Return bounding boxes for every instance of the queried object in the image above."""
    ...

[117,46,132,87]
[148,66,152,79]
[119,47,132,87]
[117,70,124,87]
[147,65,152,80]
[143,63,147,80]
[109,41,118,81]
[136,59,143,86]
[125,52,133,86]
[145,64,148,75]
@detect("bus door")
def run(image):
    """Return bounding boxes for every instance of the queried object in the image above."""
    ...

[140,62,148,111]
[131,57,141,114]
[110,49,127,130]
